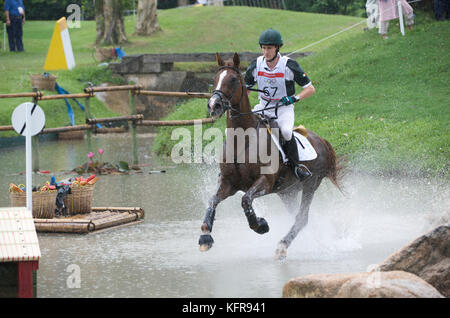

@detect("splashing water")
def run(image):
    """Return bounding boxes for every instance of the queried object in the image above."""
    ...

[2,135,447,297]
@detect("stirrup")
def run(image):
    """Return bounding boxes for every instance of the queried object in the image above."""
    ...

[294,164,312,181]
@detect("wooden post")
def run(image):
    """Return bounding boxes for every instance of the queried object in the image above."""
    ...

[17,261,38,298]
[397,0,405,36]
[32,136,39,172]
[84,96,92,153]
[32,90,39,172]
[129,88,138,165]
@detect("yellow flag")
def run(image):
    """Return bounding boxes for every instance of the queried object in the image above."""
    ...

[44,18,76,71]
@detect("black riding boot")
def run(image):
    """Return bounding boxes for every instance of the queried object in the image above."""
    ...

[284,136,312,181]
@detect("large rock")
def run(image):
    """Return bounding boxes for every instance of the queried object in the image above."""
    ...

[375,223,449,297]
[282,271,444,298]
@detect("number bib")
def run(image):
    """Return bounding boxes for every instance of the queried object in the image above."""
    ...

[256,55,289,107]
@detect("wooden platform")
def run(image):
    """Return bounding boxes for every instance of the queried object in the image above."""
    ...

[33,207,144,234]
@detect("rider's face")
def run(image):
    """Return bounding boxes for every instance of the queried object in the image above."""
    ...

[261,45,277,60]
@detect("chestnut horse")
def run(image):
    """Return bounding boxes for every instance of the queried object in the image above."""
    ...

[199,53,342,259]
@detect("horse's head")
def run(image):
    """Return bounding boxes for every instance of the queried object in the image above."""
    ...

[207,53,243,118]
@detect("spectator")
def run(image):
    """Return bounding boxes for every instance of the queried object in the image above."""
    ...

[434,0,449,21]
[4,0,25,52]
[378,0,414,39]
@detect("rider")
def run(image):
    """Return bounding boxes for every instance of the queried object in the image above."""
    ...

[245,28,316,181]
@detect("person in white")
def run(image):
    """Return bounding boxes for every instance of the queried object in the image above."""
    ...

[378,0,414,39]
[245,28,316,180]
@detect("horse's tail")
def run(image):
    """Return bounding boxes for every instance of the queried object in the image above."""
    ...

[321,138,345,193]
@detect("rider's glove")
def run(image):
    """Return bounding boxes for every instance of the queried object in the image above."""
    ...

[280,95,300,106]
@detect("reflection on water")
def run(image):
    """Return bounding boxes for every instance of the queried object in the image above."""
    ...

[0,134,448,297]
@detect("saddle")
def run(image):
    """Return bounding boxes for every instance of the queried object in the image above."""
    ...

[257,114,317,163]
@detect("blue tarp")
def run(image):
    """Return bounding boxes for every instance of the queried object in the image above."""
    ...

[115,48,126,60]
[55,82,101,128]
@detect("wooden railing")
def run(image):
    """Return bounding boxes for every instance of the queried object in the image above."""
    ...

[0,86,215,169]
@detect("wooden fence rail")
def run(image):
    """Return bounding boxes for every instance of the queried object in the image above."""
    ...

[0,92,42,99]
[139,90,212,99]
[0,86,216,170]
[86,115,144,125]
[140,118,216,126]
[39,93,91,100]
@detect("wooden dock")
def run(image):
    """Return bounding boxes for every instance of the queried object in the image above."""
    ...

[33,207,144,234]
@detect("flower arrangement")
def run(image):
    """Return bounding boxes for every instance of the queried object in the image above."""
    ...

[73,148,141,175]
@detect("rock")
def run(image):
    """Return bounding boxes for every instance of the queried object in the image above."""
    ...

[375,223,449,297]
[283,273,356,298]
[282,271,444,298]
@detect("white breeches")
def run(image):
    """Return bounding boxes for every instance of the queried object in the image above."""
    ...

[253,103,295,141]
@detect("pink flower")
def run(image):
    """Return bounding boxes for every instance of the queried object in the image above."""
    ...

[98,148,104,155]
[87,152,94,159]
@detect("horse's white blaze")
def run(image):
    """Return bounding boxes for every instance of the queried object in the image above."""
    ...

[215,70,227,90]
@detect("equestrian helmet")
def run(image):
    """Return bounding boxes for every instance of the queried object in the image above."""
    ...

[259,28,283,47]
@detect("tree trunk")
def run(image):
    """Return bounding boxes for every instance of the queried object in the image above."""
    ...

[178,0,189,6]
[95,0,128,45]
[95,0,104,44]
[135,0,161,36]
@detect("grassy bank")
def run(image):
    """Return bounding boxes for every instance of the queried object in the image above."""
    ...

[0,6,362,136]
[153,12,449,178]
[0,7,447,177]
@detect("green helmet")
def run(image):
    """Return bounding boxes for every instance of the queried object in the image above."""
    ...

[259,28,283,46]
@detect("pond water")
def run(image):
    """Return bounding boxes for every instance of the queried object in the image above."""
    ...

[0,134,448,297]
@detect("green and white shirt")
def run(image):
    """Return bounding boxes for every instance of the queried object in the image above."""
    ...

[245,54,311,107]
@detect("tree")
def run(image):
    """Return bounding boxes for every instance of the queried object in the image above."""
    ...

[284,0,365,16]
[135,0,161,36]
[95,0,128,45]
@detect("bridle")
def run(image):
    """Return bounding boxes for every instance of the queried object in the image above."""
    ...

[210,66,244,116]
[209,65,281,120]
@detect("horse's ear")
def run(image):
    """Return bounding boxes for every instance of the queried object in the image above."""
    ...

[233,52,240,68]
[216,53,224,67]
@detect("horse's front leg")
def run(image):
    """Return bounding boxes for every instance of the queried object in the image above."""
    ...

[199,176,236,251]
[242,175,274,234]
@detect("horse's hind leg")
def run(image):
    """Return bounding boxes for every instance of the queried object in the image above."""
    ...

[242,176,273,234]
[199,177,236,251]
[275,177,323,260]
[277,190,300,215]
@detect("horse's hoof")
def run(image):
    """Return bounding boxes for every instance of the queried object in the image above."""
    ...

[198,234,214,252]
[199,244,211,252]
[274,243,287,261]
[254,217,269,234]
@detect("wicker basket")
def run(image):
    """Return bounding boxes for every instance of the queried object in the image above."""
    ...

[64,184,95,215]
[30,74,57,91]
[10,191,57,219]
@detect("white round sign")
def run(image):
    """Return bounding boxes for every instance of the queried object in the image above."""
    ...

[11,102,46,136]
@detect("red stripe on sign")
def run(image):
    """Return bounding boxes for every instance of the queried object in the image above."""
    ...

[257,71,284,78]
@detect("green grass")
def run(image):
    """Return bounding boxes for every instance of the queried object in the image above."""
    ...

[152,12,450,178]
[0,7,448,177]
[0,21,124,136]
[0,6,363,136]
